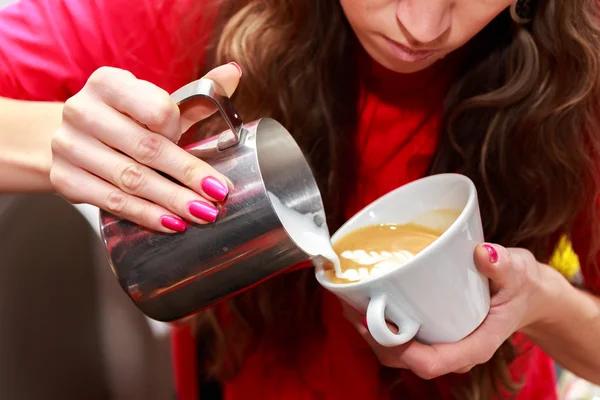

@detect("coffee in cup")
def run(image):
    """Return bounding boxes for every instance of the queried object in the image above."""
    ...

[315,174,490,347]
[323,209,461,284]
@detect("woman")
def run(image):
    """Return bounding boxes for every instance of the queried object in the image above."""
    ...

[1,0,599,398]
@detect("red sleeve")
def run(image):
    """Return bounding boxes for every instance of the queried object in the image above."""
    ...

[0,0,216,101]
[571,202,600,293]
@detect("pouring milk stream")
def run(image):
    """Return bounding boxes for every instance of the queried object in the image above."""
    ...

[267,192,415,282]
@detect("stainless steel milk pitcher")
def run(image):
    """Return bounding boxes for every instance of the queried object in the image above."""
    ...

[100,78,329,322]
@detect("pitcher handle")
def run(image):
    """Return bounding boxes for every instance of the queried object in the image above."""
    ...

[170,78,244,151]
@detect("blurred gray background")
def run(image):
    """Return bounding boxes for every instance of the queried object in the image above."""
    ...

[0,195,173,400]
[0,1,174,399]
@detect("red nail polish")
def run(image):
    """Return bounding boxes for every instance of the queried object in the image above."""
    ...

[201,176,229,201]
[228,62,242,77]
[482,244,498,264]
[160,216,187,232]
[189,201,219,223]
[361,317,368,329]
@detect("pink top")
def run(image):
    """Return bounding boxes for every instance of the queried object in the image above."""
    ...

[0,0,213,99]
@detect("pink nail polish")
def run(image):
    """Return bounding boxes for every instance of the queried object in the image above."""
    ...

[189,201,219,223]
[228,62,242,77]
[160,216,187,232]
[482,244,498,264]
[201,176,229,201]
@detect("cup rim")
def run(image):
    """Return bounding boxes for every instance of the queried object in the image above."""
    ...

[315,173,477,290]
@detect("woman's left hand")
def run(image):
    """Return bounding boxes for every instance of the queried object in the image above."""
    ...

[342,243,552,379]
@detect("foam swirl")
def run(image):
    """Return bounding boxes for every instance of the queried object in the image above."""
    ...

[336,249,415,281]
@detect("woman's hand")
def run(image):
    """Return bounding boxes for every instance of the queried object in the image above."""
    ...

[50,63,242,232]
[342,243,554,379]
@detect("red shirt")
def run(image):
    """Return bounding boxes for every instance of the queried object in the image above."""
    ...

[1,1,598,399]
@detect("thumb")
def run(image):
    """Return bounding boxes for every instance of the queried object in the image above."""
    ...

[474,243,512,294]
[179,62,243,133]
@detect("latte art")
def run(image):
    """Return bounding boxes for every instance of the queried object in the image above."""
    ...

[324,219,454,284]
[336,249,415,281]
[340,249,415,265]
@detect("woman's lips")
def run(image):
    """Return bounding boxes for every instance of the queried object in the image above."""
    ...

[383,36,442,63]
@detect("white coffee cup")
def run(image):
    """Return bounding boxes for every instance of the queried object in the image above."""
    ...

[315,173,490,347]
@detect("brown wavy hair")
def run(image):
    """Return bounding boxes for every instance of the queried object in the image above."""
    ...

[187,0,600,398]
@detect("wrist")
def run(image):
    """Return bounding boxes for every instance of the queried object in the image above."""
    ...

[0,152,52,192]
[520,263,571,337]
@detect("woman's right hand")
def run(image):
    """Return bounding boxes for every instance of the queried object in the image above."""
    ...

[50,63,242,233]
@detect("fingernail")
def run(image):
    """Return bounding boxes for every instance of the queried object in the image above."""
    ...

[160,216,187,232]
[201,176,229,201]
[189,201,219,223]
[482,244,498,264]
[361,317,368,329]
[228,62,242,77]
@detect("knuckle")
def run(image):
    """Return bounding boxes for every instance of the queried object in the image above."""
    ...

[62,95,87,123]
[134,134,164,163]
[62,96,78,119]
[457,366,474,374]
[88,67,134,91]
[50,168,84,205]
[139,206,155,227]
[147,95,178,132]
[49,167,74,197]
[105,191,128,214]
[377,356,401,369]
[62,95,96,129]
[508,248,540,287]
[118,164,146,193]
[415,363,440,380]
[50,130,73,156]
[48,166,64,189]
[523,250,537,267]
[510,253,528,275]
[166,189,181,211]
[477,348,496,365]
[416,371,437,380]
[505,250,518,270]
[87,67,114,90]
[182,161,200,185]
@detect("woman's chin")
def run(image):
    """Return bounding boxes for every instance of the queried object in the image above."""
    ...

[362,41,446,74]
[378,52,444,74]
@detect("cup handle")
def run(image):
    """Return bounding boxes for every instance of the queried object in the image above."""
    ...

[366,293,420,347]
[170,78,244,152]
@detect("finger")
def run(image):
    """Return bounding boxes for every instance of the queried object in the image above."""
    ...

[474,243,512,294]
[179,62,243,133]
[50,159,186,233]
[428,335,497,376]
[353,318,409,369]
[57,131,220,224]
[60,101,230,201]
[455,365,475,374]
[204,62,242,97]
[83,67,182,141]
[340,300,411,368]
[339,290,492,379]
[397,317,506,379]
[340,300,408,368]
[339,299,400,334]
[339,301,410,369]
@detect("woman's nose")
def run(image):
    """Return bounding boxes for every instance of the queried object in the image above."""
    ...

[396,0,452,45]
